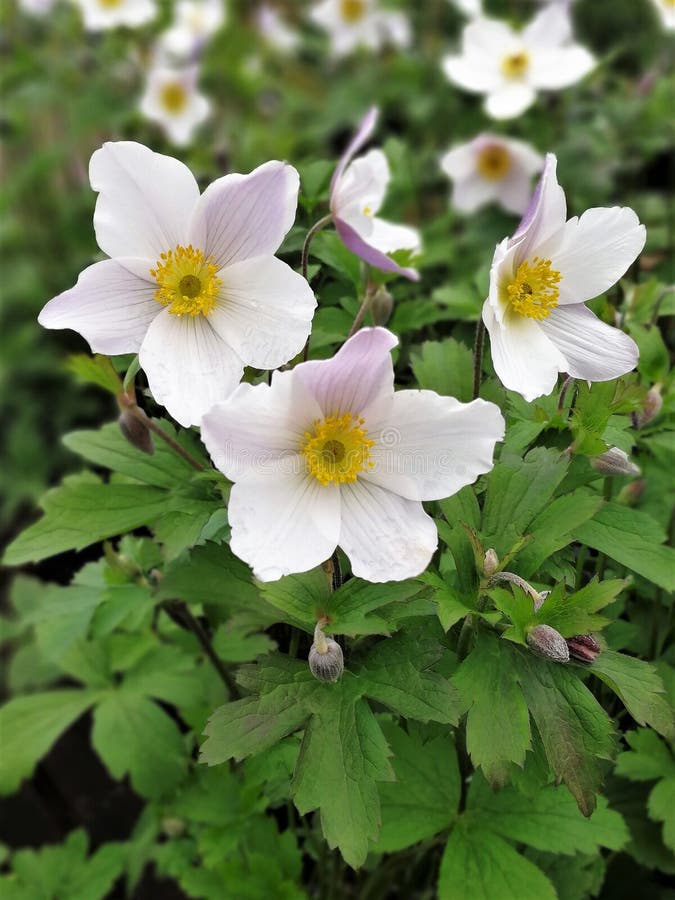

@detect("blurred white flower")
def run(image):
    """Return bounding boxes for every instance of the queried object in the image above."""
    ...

[440,134,543,215]
[256,4,300,53]
[201,327,505,582]
[38,142,316,426]
[443,5,595,119]
[650,0,675,30]
[18,0,56,15]
[310,0,410,57]
[483,154,645,401]
[70,0,157,31]
[449,0,483,17]
[158,0,226,61]
[139,64,211,146]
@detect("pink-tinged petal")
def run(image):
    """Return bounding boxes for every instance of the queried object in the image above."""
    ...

[89,142,199,260]
[529,45,595,90]
[201,370,322,482]
[187,161,299,270]
[139,309,243,427]
[498,171,535,215]
[335,217,420,281]
[482,301,567,401]
[511,153,566,255]
[329,106,379,204]
[440,143,478,180]
[451,173,499,213]
[297,326,397,417]
[540,304,639,382]
[540,207,646,305]
[363,392,504,501]
[38,258,158,355]
[338,481,437,582]
[228,474,341,582]
[209,255,316,370]
[484,83,536,120]
[332,148,389,217]
[522,4,572,47]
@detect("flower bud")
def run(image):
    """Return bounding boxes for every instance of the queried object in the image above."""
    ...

[309,621,343,683]
[590,447,640,477]
[369,286,394,326]
[526,624,570,663]
[566,634,601,663]
[617,479,645,506]
[483,548,499,577]
[633,385,662,429]
[162,817,185,837]
[118,409,154,455]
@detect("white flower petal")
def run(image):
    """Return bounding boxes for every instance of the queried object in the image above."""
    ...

[540,304,639,382]
[529,45,595,90]
[89,142,199,260]
[38,259,158,355]
[339,480,437,582]
[485,83,536,120]
[139,308,243,427]
[228,474,340,582]
[464,16,517,55]
[522,4,572,47]
[363,392,504,501]
[367,217,420,253]
[442,55,501,92]
[451,173,499,213]
[297,327,397,417]
[498,171,535,215]
[542,207,646,305]
[188,160,299,269]
[333,148,389,216]
[440,144,477,180]
[512,152,566,255]
[209,255,316,370]
[482,301,566,401]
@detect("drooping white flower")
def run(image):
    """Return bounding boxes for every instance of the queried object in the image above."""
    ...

[201,327,505,583]
[440,134,543,215]
[139,64,211,146]
[256,4,300,54]
[442,5,595,120]
[483,154,645,402]
[157,0,226,61]
[38,142,316,427]
[650,0,675,30]
[330,107,421,281]
[310,0,410,58]
[70,0,157,31]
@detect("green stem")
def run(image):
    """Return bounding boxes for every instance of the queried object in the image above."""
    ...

[472,318,485,400]
[301,214,334,362]
[126,404,205,472]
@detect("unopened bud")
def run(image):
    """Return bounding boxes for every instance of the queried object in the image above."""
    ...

[162,817,185,837]
[308,621,343,683]
[369,286,394,326]
[617,479,645,506]
[566,634,601,664]
[591,447,640,477]
[633,385,663,429]
[118,409,154,455]
[526,624,570,663]
[483,549,499,577]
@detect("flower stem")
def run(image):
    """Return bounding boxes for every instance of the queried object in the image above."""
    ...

[557,375,575,412]
[124,402,205,472]
[301,214,333,362]
[347,282,374,339]
[472,318,485,400]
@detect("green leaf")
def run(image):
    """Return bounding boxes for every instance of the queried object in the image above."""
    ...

[159,543,261,614]
[258,568,330,631]
[573,502,675,591]
[410,338,474,402]
[648,777,675,852]
[0,690,97,794]
[590,651,674,738]
[376,723,460,852]
[438,820,556,900]
[616,728,675,782]
[328,577,427,636]
[534,578,626,638]
[452,633,531,786]
[66,353,123,394]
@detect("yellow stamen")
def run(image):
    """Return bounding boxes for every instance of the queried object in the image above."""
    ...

[477,144,511,181]
[340,0,367,24]
[151,244,222,317]
[507,257,561,320]
[302,413,375,486]
[99,0,123,7]
[160,83,188,114]
[502,51,529,79]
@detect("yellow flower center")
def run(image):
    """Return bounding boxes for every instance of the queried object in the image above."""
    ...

[160,82,188,114]
[502,51,529,79]
[302,413,375,486]
[340,0,367,23]
[507,257,561,320]
[477,144,511,181]
[151,244,222,317]
[99,0,122,7]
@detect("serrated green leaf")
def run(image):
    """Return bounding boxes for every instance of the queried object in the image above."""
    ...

[616,729,675,782]
[159,543,261,615]
[534,578,625,638]
[591,651,674,738]
[410,338,473,402]
[647,777,675,852]
[328,577,427,636]
[66,354,123,394]
[258,568,330,631]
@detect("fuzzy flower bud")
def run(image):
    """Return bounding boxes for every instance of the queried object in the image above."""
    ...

[309,621,344,683]
[633,385,663,429]
[566,634,601,663]
[370,286,394,326]
[526,624,570,663]
[591,447,640,477]
[118,409,154,455]
[483,548,499,577]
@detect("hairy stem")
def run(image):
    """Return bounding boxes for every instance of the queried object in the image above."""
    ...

[472,318,485,400]
[124,403,205,472]
[301,214,334,362]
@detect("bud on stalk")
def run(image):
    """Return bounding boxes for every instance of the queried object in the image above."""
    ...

[308,620,344,683]
[591,447,640,477]
[370,286,394,326]
[118,408,154,455]
[483,548,499,577]
[526,624,570,663]
[566,634,601,663]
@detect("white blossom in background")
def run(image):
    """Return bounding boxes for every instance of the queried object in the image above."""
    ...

[139,64,211,146]
[158,0,226,61]
[70,0,157,31]
[310,0,410,58]
[38,142,316,426]
[483,154,645,401]
[440,134,543,215]
[201,328,505,583]
[442,5,595,119]
[18,0,56,15]
[449,0,483,17]
[650,0,675,30]
[256,4,301,54]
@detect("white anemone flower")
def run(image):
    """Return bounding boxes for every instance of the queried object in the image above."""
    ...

[650,0,675,30]
[139,64,211,147]
[19,0,56,15]
[201,327,505,582]
[70,0,157,31]
[158,0,226,60]
[310,0,410,58]
[442,5,595,120]
[256,4,300,54]
[483,154,645,402]
[38,142,316,427]
[440,134,543,215]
